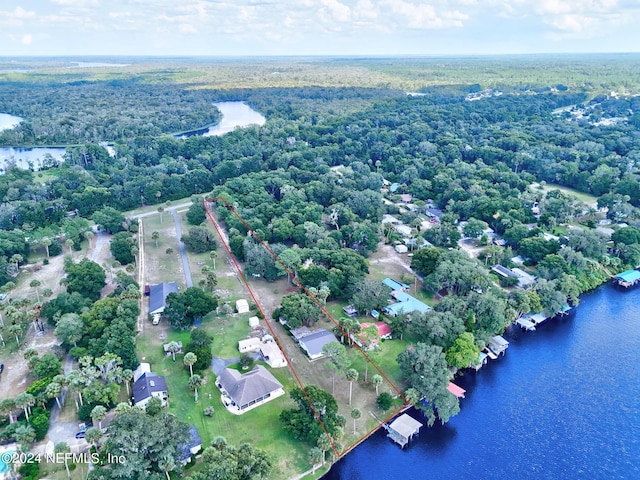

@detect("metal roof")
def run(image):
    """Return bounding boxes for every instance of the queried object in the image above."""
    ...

[149,282,178,314]
[299,329,339,357]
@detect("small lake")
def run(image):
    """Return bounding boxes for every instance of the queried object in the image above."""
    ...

[0,113,22,131]
[176,101,266,138]
[325,283,640,479]
[0,147,65,173]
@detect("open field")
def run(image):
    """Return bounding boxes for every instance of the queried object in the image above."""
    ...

[530,182,599,208]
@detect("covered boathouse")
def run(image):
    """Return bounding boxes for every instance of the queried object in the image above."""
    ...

[614,270,640,288]
[387,414,423,447]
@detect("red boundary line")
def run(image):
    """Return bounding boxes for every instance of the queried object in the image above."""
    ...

[204,198,409,457]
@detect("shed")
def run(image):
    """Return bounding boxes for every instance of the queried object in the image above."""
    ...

[387,414,423,447]
[343,305,358,317]
[148,282,179,315]
[249,316,260,328]
[236,299,250,313]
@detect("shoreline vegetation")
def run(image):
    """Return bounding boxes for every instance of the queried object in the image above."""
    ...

[1,55,640,479]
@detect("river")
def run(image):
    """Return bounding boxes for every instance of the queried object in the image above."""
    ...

[325,283,640,479]
[175,101,266,138]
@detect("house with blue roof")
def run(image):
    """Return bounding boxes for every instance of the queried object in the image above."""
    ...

[382,278,410,292]
[384,291,431,317]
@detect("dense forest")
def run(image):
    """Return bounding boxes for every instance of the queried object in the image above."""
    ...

[2,56,640,476]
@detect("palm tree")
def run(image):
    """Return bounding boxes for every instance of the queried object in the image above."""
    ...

[114,402,132,415]
[54,442,72,479]
[84,230,94,250]
[346,368,358,406]
[166,247,173,255]
[130,245,139,266]
[188,374,203,402]
[91,405,107,430]
[151,231,160,247]
[0,398,16,423]
[209,250,218,270]
[166,341,181,361]
[15,392,35,421]
[308,447,323,474]
[372,373,385,395]
[183,352,197,377]
[85,426,102,447]
[29,279,42,302]
[45,382,63,409]
[351,408,362,435]
[158,456,176,480]
[65,238,75,254]
[10,253,23,269]
[42,288,53,299]
[158,206,165,224]
[41,237,52,258]
[121,369,133,396]
[8,323,22,346]
[317,433,332,465]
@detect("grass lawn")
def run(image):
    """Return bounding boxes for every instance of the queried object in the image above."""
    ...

[141,214,185,286]
[530,182,598,206]
[207,311,255,359]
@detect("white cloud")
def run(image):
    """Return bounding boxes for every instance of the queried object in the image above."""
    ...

[51,0,100,5]
[319,0,351,22]
[354,0,379,20]
[21,34,33,45]
[178,23,198,34]
[0,6,36,27]
[380,0,467,29]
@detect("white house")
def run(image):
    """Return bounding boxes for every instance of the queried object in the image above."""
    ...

[238,337,262,353]
[216,365,285,415]
[260,342,287,368]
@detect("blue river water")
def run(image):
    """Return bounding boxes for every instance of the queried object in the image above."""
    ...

[325,283,640,480]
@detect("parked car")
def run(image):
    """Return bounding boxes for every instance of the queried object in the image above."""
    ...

[0,364,4,374]
[144,284,150,296]
[75,431,86,439]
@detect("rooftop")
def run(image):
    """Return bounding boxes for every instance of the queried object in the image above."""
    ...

[217,365,283,408]
[298,329,339,357]
[132,372,167,402]
[149,282,178,314]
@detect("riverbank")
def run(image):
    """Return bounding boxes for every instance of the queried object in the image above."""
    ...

[324,280,640,479]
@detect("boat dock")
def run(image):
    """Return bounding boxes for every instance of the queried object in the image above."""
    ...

[516,317,536,331]
[614,270,640,288]
[385,413,423,448]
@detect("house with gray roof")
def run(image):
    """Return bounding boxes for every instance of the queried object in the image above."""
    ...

[296,328,339,360]
[178,424,202,464]
[216,365,284,415]
[132,372,168,408]
[149,282,178,315]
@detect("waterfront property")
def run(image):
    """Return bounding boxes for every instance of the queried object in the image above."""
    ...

[488,335,509,356]
[386,414,423,448]
[216,365,285,415]
[471,351,489,371]
[614,270,640,287]
[447,382,466,398]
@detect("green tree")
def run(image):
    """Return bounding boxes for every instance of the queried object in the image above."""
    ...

[322,341,350,394]
[189,374,203,402]
[410,247,442,276]
[346,368,358,406]
[183,352,197,376]
[186,201,206,225]
[63,259,106,301]
[280,386,344,444]
[186,328,213,371]
[372,374,383,395]
[349,280,392,315]
[279,292,322,328]
[91,404,107,430]
[91,410,190,479]
[397,343,457,426]
[164,288,218,329]
[165,341,181,361]
[29,279,42,302]
[463,218,489,239]
[92,206,126,234]
[33,353,62,379]
[85,426,102,447]
[446,332,480,369]
[350,408,361,435]
[151,231,160,247]
[54,313,83,346]
[110,232,136,265]
[376,392,393,411]
[182,226,217,254]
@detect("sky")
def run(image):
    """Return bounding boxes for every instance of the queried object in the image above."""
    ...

[0,0,639,57]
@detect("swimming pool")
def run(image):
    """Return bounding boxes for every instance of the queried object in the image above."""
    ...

[0,450,15,474]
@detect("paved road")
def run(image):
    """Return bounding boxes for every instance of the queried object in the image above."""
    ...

[171,209,193,288]
[131,201,193,219]
[90,229,109,262]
